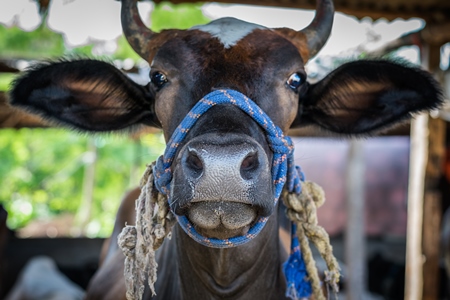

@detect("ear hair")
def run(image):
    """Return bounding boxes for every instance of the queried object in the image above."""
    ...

[291,59,443,135]
[10,58,161,133]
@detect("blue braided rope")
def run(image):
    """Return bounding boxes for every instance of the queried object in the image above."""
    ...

[153,89,312,297]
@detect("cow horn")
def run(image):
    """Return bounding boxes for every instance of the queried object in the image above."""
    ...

[300,0,334,58]
[121,0,156,59]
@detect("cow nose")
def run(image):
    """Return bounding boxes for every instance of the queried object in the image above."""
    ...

[183,145,262,184]
[240,151,260,180]
[185,149,204,179]
[172,134,273,217]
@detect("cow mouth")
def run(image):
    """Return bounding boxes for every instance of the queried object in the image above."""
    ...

[186,201,257,240]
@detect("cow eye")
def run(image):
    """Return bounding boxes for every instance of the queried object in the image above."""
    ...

[150,71,168,89]
[286,73,304,91]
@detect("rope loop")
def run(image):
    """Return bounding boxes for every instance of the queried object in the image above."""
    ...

[151,89,301,248]
[266,134,292,155]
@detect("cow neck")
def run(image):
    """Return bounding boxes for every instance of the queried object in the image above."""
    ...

[172,210,287,299]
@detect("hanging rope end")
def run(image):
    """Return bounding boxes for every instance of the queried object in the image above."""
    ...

[324,269,340,295]
[283,246,312,300]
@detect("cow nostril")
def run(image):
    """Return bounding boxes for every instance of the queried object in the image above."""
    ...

[240,152,259,180]
[185,150,203,178]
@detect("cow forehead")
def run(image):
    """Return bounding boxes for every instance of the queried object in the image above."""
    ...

[191,17,268,49]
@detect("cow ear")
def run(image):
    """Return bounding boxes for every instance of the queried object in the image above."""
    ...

[290,60,443,134]
[10,59,160,132]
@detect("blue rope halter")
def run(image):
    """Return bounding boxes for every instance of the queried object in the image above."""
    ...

[153,89,312,298]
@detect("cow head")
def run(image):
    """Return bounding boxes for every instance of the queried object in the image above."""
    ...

[10,0,442,241]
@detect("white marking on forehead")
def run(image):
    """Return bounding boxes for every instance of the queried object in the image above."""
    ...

[191,17,267,48]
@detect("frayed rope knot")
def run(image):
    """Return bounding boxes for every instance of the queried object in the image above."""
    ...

[118,163,175,300]
[283,182,341,300]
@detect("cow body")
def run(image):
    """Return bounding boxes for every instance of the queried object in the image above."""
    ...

[9,0,443,299]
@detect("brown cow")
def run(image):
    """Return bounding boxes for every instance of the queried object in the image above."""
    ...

[8,0,442,298]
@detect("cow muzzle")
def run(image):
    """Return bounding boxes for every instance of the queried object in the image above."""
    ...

[171,133,273,240]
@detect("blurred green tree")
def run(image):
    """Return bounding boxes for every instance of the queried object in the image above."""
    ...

[0,129,165,237]
[0,21,93,60]
[0,2,209,237]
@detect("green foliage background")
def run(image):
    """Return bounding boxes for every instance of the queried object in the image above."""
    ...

[0,129,165,237]
[0,2,209,237]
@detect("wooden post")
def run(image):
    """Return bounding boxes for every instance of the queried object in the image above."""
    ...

[422,44,445,300]
[405,112,428,300]
[405,43,445,300]
[345,139,366,299]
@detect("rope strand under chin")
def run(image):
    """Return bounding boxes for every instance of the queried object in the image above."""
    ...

[283,181,341,299]
[118,163,175,300]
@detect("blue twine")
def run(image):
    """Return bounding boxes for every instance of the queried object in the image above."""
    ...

[153,89,312,298]
[283,224,312,299]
